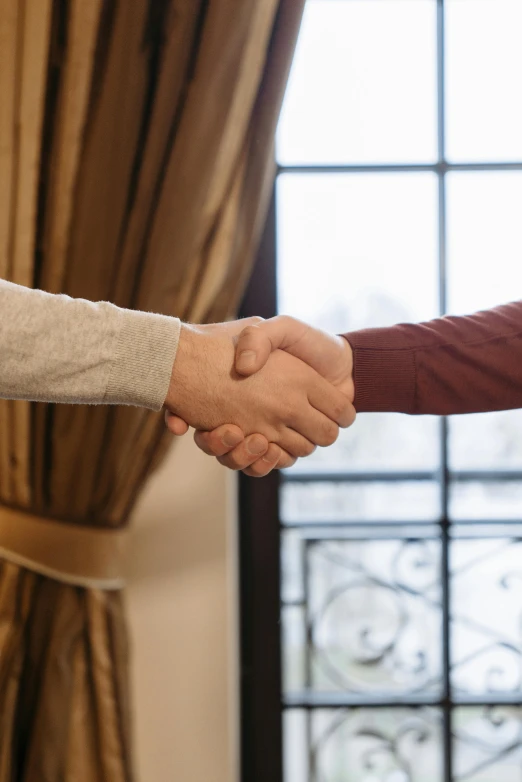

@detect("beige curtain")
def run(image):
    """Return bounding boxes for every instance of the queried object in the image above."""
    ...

[0,0,305,777]
[0,0,304,782]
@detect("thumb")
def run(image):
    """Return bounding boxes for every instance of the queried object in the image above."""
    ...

[235,324,274,375]
[235,316,311,376]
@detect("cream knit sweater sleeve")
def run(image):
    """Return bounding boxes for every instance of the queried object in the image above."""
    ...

[0,279,180,411]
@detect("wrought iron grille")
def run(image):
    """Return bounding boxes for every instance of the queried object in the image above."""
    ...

[239,2,522,781]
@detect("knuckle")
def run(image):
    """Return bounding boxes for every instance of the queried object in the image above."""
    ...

[345,406,357,427]
[276,449,294,468]
[218,452,244,470]
[217,455,237,470]
[251,464,271,478]
[322,420,339,446]
[295,440,315,458]
[283,404,299,429]
[206,434,224,455]
[332,399,347,421]
[194,433,211,455]
[243,466,264,478]
[244,458,271,477]
[278,450,297,469]
[242,324,261,338]
[278,314,293,328]
[338,402,355,427]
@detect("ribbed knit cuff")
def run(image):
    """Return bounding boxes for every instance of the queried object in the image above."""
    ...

[105,310,181,411]
[344,330,417,413]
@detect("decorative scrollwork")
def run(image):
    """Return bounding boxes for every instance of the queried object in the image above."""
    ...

[309,707,441,782]
[307,538,441,693]
[453,705,522,780]
[299,535,522,697]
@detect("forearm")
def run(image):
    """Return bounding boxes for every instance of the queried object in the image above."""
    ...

[344,300,522,415]
[0,279,180,410]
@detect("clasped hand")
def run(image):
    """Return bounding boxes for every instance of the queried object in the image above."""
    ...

[163,316,355,476]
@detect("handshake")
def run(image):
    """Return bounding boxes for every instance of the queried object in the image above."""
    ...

[162,316,356,477]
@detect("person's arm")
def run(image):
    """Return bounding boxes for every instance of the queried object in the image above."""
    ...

[347,300,522,415]
[0,279,180,409]
[0,280,354,457]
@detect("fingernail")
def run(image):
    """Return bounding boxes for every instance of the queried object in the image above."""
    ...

[222,432,242,447]
[246,436,267,455]
[237,350,257,372]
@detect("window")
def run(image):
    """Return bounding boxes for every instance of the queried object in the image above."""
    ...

[239,2,522,782]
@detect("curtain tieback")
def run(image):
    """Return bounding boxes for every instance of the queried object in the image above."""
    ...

[0,505,127,590]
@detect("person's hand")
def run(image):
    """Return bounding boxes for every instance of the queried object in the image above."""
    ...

[165,318,290,473]
[164,317,263,438]
[165,316,355,476]
[163,320,354,458]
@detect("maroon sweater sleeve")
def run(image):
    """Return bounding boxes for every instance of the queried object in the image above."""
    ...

[343,301,522,415]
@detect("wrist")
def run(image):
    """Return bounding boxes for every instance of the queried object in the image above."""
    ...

[164,323,201,414]
[339,335,355,404]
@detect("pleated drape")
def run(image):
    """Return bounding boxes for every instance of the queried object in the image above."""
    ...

[0,0,305,777]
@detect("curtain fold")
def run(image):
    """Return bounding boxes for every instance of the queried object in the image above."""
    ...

[0,0,305,777]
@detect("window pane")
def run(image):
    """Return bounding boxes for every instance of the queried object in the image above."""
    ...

[281,481,441,524]
[282,529,306,604]
[308,708,443,782]
[451,531,522,695]
[446,172,522,315]
[449,411,522,470]
[277,173,439,330]
[445,0,522,162]
[283,710,309,782]
[449,482,522,521]
[306,537,441,694]
[277,0,437,165]
[282,605,307,692]
[453,707,522,782]
[289,414,440,474]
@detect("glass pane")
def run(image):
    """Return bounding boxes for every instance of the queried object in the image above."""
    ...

[282,605,307,692]
[289,414,440,474]
[307,538,441,694]
[450,410,522,470]
[284,710,309,782]
[445,0,522,162]
[277,0,437,165]
[451,532,522,695]
[453,706,522,782]
[449,482,522,521]
[281,481,441,525]
[282,529,306,604]
[309,708,442,782]
[277,173,439,330]
[446,172,522,315]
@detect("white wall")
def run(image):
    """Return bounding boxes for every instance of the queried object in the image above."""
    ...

[126,434,238,782]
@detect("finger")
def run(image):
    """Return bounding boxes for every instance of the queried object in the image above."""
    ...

[194,425,245,457]
[243,446,298,477]
[276,450,298,470]
[307,380,356,429]
[285,403,341,448]
[165,411,190,436]
[235,315,310,375]
[242,443,282,478]
[278,428,318,458]
[217,434,270,470]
